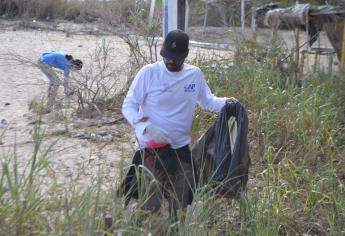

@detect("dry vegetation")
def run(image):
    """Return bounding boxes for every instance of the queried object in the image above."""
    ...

[0,0,139,25]
[0,0,344,235]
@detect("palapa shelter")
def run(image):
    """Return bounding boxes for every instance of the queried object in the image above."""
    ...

[252,3,345,64]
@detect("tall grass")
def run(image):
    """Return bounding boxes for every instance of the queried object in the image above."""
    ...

[0,0,146,25]
[1,38,344,235]
[191,39,345,235]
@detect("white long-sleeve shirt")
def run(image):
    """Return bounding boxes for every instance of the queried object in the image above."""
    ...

[122,61,226,149]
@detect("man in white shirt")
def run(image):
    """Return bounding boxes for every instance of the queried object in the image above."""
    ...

[122,29,237,218]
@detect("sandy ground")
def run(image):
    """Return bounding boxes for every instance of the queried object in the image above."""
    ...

[0,20,339,192]
[0,29,135,190]
[0,22,231,191]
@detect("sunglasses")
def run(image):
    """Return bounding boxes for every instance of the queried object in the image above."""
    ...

[163,57,185,64]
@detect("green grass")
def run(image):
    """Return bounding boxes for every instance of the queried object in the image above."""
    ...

[1,40,344,235]
[191,40,345,235]
[28,97,45,114]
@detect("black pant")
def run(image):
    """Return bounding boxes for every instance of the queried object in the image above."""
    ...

[118,145,195,212]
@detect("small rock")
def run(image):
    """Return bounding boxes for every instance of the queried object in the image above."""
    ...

[96,161,103,166]
[0,119,8,128]
[88,156,96,164]
[80,140,88,147]
[23,113,34,120]
[97,131,109,136]
[4,103,10,106]
[90,133,97,141]
[64,172,73,178]
[101,134,113,142]
[70,129,86,138]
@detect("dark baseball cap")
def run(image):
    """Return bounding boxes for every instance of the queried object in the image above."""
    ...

[160,29,189,60]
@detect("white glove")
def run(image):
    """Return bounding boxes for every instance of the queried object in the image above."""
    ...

[144,124,171,144]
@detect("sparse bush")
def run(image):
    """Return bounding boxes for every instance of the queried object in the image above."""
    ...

[0,0,148,26]
[72,3,161,118]
[117,3,162,89]
[74,39,129,117]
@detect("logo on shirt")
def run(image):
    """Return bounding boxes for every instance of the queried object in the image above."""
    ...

[184,83,195,92]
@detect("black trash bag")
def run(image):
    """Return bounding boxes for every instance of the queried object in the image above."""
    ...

[191,101,250,197]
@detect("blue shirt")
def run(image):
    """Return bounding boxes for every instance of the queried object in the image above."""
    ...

[40,51,72,77]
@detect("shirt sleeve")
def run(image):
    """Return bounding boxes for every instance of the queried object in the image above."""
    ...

[63,67,70,77]
[197,70,226,112]
[122,67,151,135]
[62,67,69,95]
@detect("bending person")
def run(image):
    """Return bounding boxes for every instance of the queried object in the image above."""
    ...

[38,51,82,113]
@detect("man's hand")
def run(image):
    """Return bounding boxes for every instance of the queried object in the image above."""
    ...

[144,124,172,144]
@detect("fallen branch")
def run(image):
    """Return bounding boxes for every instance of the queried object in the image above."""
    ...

[87,117,124,127]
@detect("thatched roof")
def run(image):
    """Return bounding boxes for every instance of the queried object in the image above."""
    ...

[262,4,345,28]
[253,3,345,60]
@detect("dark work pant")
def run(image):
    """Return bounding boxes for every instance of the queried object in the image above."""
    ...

[119,145,195,217]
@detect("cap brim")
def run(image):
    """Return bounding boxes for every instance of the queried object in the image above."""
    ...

[160,48,186,60]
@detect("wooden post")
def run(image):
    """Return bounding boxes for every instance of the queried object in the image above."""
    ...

[162,0,177,37]
[340,20,345,77]
[313,37,321,73]
[305,11,309,74]
[185,0,189,33]
[270,25,278,75]
[271,26,278,42]
[241,0,245,36]
[300,50,306,76]
[317,34,321,71]
[328,52,334,77]
[251,9,257,42]
[203,1,209,36]
[294,27,300,74]
[178,0,186,31]
[313,51,318,73]
[163,0,188,37]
